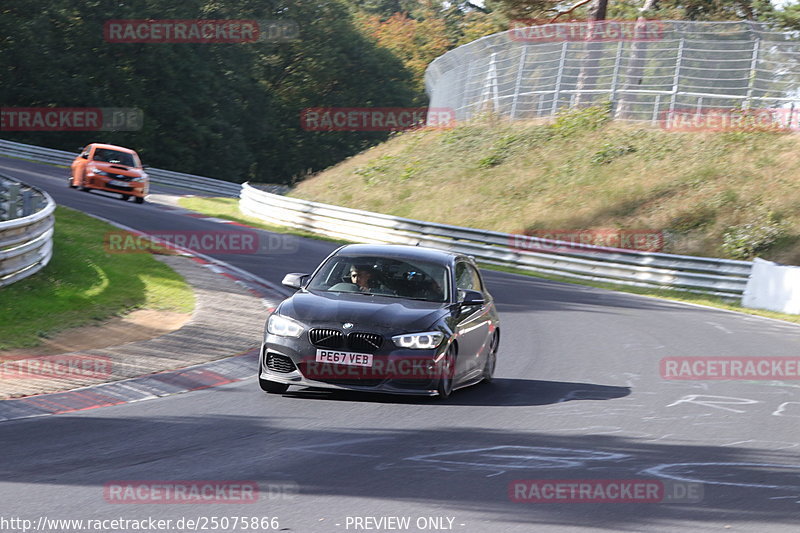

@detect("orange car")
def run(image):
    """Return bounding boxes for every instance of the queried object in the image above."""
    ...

[69,143,148,203]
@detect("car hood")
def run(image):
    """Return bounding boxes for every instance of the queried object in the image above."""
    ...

[91,161,144,176]
[279,290,449,333]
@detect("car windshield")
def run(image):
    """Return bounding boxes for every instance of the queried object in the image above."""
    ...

[93,148,137,167]
[307,255,449,303]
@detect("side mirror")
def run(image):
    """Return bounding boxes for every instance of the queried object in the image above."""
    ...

[459,289,485,306]
[281,272,309,290]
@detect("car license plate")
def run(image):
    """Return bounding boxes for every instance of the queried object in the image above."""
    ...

[315,349,373,367]
[109,180,130,187]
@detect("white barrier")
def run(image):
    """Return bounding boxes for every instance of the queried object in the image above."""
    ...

[239,183,753,299]
[742,258,800,314]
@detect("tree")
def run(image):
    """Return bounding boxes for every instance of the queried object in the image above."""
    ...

[573,1,612,106]
[771,2,800,31]
[356,12,451,92]
[0,0,419,184]
[485,1,563,21]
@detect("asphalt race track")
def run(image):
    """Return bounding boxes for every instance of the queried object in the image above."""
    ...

[2,156,800,532]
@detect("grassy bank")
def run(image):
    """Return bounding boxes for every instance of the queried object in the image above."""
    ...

[0,206,194,350]
[290,108,800,264]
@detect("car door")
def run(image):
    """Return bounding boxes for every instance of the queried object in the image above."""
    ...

[453,261,493,382]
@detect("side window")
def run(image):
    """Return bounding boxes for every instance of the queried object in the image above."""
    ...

[455,262,473,291]
[456,262,484,292]
[468,265,484,293]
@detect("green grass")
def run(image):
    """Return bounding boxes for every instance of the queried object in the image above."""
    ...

[0,206,195,350]
[290,107,800,264]
[177,197,800,326]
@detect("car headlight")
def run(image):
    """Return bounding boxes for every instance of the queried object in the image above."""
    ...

[392,331,444,350]
[131,174,147,182]
[267,314,304,337]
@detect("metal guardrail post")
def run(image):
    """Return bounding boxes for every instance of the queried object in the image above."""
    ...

[551,41,569,115]
[609,40,624,109]
[651,94,661,126]
[668,37,685,115]
[745,37,760,109]
[0,180,6,221]
[479,52,500,114]
[510,46,528,120]
[22,189,34,217]
[4,182,20,221]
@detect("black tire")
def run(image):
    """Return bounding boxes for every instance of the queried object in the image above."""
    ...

[482,331,499,384]
[436,345,456,399]
[134,196,144,204]
[68,176,77,189]
[121,194,130,201]
[259,359,289,394]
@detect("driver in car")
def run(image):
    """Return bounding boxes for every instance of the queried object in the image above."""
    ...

[349,265,395,295]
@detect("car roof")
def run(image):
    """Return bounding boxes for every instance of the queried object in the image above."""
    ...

[88,143,138,154]
[334,244,465,265]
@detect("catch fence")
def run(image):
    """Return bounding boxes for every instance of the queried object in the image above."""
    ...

[425,21,800,125]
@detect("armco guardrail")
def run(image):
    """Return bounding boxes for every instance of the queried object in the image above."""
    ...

[0,139,241,197]
[240,183,752,299]
[0,173,55,288]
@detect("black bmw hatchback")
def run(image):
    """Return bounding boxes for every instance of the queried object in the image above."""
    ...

[259,244,500,398]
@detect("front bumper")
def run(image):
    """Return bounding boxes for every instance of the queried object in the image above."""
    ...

[260,334,447,396]
[88,175,148,197]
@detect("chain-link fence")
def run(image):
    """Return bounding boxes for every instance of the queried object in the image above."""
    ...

[425,21,800,126]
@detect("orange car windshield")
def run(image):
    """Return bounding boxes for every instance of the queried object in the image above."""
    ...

[93,149,137,167]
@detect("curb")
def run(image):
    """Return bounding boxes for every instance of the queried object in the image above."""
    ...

[0,349,258,422]
[0,202,287,422]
